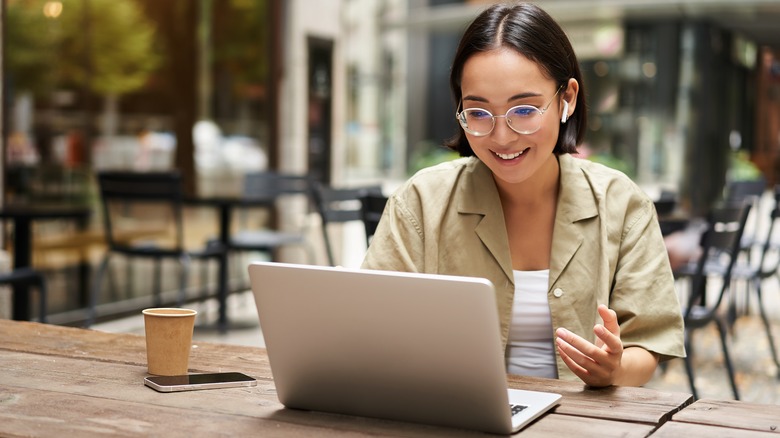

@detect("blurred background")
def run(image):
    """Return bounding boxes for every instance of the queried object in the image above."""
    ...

[1,0,779,324]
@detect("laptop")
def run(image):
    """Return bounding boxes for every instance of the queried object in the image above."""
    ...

[248,261,562,434]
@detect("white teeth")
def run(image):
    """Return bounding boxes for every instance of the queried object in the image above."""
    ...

[496,150,525,160]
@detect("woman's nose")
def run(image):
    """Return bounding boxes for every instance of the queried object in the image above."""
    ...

[490,116,516,145]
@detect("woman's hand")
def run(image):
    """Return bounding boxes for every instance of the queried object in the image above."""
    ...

[555,304,658,387]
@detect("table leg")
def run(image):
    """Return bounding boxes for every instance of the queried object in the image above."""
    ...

[217,205,231,333]
[11,218,32,321]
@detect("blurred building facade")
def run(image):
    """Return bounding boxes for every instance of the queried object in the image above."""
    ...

[2,0,780,320]
[3,0,780,210]
[366,0,780,215]
[272,0,780,216]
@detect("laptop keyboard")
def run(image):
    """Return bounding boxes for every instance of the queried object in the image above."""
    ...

[510,404,529,417]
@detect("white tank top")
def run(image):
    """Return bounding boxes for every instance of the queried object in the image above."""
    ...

[505,269,558,378]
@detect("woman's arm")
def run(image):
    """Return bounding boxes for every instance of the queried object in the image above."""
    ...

[555,304,659,387]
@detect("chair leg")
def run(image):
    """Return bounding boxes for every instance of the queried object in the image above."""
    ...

[125,257,133,300]
[35,273,47,324]
[683,332,699,400]
[754,281,780,376]
[106,259,119,300]
[715,318,740,400]
[178,255,191,308]
[199,257,210,302]
[322,226,336,266]
[87,253,112,327]
[153,258,162,308]
[726,278,741,332]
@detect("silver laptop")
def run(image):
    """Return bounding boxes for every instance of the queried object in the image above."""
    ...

[248,261,561,434]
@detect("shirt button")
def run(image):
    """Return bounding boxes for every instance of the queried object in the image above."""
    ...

[553,288,564,298]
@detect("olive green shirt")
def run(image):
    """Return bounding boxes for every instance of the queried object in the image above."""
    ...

[362,154,686,381]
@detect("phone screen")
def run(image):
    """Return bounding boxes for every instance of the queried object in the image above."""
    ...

[144,372,257,392]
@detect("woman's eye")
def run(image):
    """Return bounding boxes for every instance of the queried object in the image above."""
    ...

[465,110,491,120]
[510,106,537,117]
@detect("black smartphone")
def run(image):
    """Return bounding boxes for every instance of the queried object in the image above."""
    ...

[144,372,257,393]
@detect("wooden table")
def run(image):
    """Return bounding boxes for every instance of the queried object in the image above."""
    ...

[653,399,780,437]
[0,320,697,437]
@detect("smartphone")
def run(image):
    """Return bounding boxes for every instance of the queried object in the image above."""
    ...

[144,372,257,393]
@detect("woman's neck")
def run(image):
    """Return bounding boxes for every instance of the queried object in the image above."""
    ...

[494,154,560,207]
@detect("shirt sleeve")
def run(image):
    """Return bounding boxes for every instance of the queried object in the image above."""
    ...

[361,191,425,273]
[610,196,686,362]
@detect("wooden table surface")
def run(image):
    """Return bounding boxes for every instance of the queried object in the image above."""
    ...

[653,399,780,437]
[0,320,699,437]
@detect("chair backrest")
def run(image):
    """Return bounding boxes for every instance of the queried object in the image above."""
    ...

[725,179,766,240]
[312,183,383,266]
[685,202,752,317]
[242,171,312,201]
[754,184,780,275]
[360,192,388,247]
[236,171,314,244]
[653,190,677,217]
[725,179,766,204]
[97,171,184,252]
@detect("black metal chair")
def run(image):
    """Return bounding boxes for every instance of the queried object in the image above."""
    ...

[729,184,780,375]
[675,201,752,400]
[87,171,226,327]
[0,267,47,323]
[725,178,766,251]
[228,171,314,262]
[312,182,383,266]
[654,189,677,217]
[360,192,388,247]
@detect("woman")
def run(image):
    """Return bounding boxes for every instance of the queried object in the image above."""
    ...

[362,2,685,387]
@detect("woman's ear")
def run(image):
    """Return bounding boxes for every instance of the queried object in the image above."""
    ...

[561,78,579,124]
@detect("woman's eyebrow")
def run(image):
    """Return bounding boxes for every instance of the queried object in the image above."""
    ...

[508,91,542,102]
[462,92,543,104]
[462,94,488,103]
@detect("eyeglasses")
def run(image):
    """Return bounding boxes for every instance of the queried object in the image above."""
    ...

[456,85,564,136]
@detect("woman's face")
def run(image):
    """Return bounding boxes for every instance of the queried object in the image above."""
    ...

[459,48,572,186]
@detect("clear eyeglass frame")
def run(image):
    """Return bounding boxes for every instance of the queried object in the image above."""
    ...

[455,84,564,136]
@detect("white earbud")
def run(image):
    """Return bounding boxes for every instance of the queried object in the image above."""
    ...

[561,101,569,123]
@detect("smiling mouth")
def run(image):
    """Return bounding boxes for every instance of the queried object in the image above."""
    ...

[495,148,529,160]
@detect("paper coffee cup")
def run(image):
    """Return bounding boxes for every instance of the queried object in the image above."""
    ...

[142,308,197,376]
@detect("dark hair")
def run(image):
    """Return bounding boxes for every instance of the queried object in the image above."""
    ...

[445,2,586,156]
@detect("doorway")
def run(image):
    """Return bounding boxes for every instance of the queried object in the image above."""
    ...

[306,37,333,185]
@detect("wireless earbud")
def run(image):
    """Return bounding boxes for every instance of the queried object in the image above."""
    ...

[561,101,569,123]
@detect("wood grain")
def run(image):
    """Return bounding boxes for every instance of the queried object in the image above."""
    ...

[653,420,778,437]
[0,320,696,437]
[671,399,780,434]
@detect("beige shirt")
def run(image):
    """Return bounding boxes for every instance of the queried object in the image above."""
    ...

[362,154,686,381]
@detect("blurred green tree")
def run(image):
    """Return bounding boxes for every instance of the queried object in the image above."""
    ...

[5,0,62,95]
[57,0,159,97]
[6,0,158,98]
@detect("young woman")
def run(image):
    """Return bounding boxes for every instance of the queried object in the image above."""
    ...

[362,2,685,387]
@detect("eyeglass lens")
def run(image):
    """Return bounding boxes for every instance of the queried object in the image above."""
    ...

[459,106,542,136]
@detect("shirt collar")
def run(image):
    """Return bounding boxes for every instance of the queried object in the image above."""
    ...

[456,154,598,222]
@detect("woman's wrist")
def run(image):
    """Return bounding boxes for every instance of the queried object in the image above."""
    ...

[614,347,659,386]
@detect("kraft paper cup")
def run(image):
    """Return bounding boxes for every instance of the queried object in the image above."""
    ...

[142,308,197,376]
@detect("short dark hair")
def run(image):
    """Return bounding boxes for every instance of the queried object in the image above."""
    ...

[445,2,586,156]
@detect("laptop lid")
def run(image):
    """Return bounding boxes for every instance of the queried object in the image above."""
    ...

[248,261,560,434]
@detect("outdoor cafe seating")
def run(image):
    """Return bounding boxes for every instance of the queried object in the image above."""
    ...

[0,266,47,323]
[360,192,389,246]
[225,171,315,266]
[673,201,752,400]
[311,182,383,266]
[86,171,226,327]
